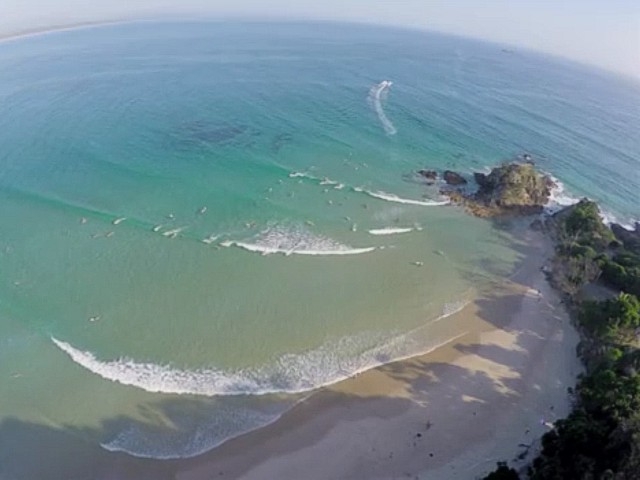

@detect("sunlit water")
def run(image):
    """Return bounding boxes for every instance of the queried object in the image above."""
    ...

[0,21,637,460]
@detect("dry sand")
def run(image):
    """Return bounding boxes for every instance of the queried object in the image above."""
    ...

[166,230,581,480]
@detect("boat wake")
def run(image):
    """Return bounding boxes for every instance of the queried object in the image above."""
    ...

[221,224,376,256]
[369,80,397,135]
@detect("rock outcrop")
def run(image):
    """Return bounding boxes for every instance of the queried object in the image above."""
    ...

[443,170,467,186]
[417,170,438,183]
[443,162,554,217]
[611,223,640,254]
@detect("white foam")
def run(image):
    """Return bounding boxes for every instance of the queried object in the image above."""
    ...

[545,176,579,214]
[100,401,294,460]
[288,171,317,180]
[369,80,397,135]
[51,299,471,398]
[368,227,414,235]
[439,300,470,320]
[319,178,338,186]
[600,210,636,230]
[162,227,186,238]
[222,224,376,256]
[202,234,220,245]
[361,189,450,206]
[546,176,635,228]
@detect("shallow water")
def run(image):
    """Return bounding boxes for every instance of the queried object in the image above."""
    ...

[0,20,637,461]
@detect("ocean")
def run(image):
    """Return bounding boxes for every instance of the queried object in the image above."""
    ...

[0,20,638,464]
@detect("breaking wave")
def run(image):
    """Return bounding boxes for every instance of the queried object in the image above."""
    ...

[369,80,397,135]
[368,227,414,235]
[546,175,636,228]
[286,171,448,207]
[100,400,294,459]
[51,299,471,398]
[221,224,375,256]
[357,188,450,206]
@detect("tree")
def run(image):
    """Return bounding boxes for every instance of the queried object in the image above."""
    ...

[483,462,520,480]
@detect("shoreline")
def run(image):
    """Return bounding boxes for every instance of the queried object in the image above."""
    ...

[0,215,584,480]
[92,226,579,480]
[0,19,132,45]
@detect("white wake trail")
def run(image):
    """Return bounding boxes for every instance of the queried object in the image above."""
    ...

[370,80,397,135]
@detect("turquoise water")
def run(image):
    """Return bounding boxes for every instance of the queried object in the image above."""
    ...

[0,21,638,464]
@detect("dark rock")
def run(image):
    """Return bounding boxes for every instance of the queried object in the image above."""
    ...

[442,162,554,217]
[611,223,640,253]
[474,172,488,187]
[443,170,468,186]
[418,170,438,182]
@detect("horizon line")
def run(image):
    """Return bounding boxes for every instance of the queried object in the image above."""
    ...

[0,15,638,85]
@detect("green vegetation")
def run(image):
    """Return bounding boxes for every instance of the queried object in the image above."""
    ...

[551,199,640,296]
[483,462,520,479]
[580,293,640,342]
[558,199,616,250]
[483,199,640,480]
[528,347,640,479]
[601,251,640,297]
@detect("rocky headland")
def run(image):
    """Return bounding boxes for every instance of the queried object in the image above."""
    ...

[458,162,640,479]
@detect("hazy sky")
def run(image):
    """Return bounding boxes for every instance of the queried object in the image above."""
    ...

[2,0,639,78]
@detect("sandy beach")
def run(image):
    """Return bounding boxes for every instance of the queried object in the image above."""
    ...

[143,228,581,480]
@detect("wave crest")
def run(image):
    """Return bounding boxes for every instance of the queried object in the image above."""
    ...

[222,224,375,256]
[368,227,414,235]
[51,299,471,398]
[360,188,449,206]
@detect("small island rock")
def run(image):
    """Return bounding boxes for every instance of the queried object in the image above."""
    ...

[443,162,554,217]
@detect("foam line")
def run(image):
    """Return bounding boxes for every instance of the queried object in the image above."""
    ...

[221,224,376,257]
[368,227,414,235]
[360,188,450,206]
[51,299,471,398]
